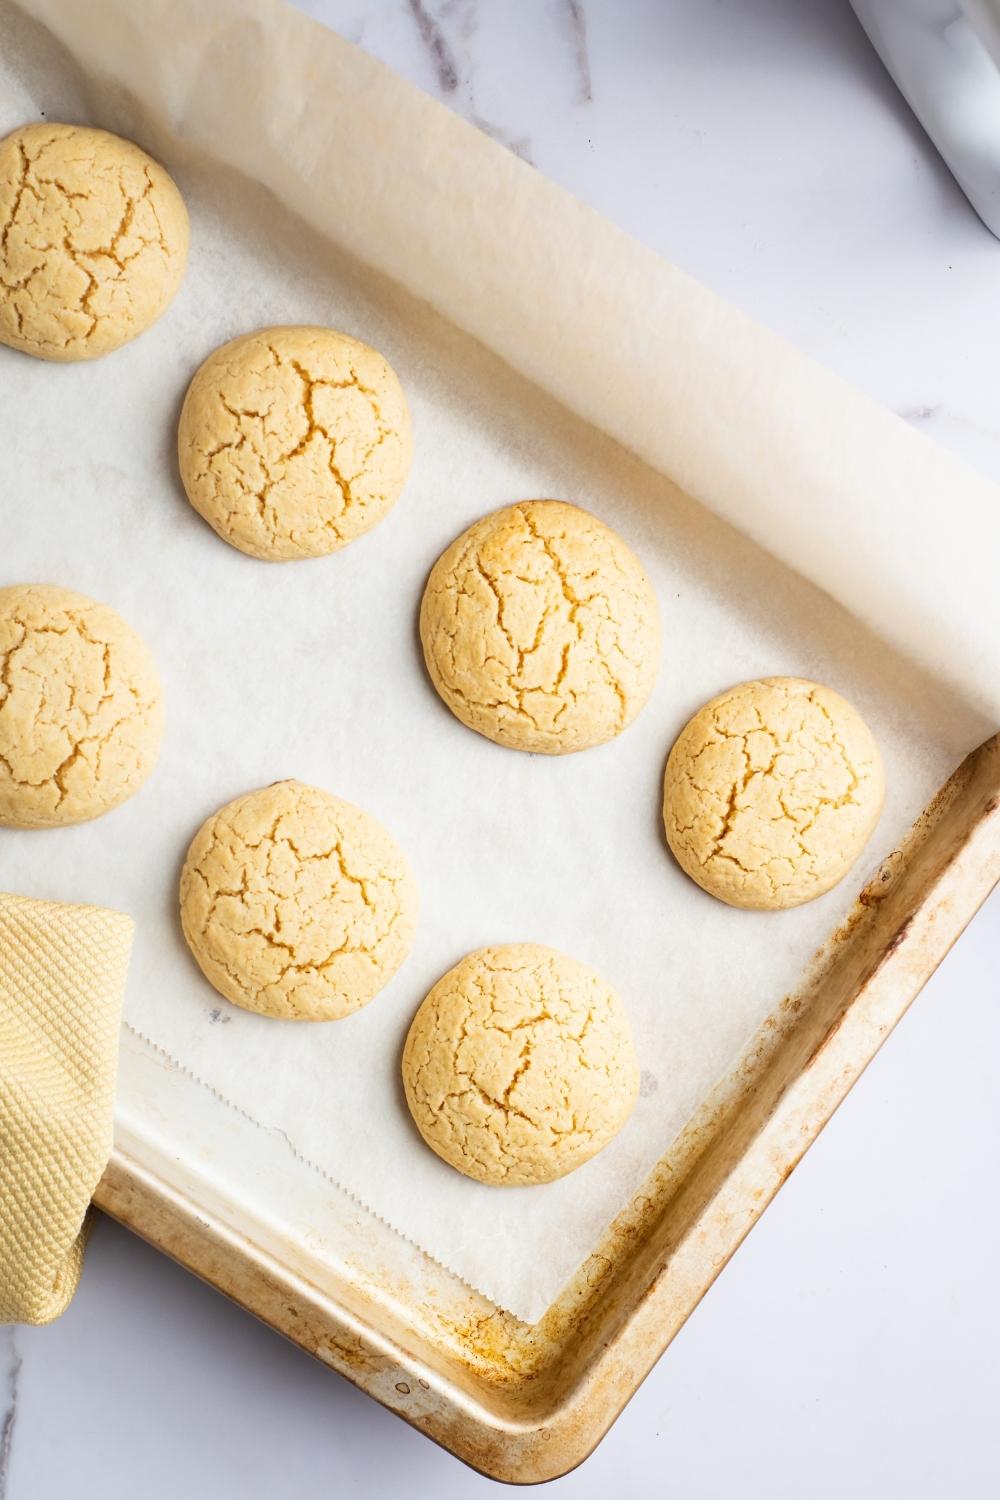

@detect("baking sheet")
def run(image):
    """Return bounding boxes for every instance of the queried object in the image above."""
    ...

[2,0,998,1322]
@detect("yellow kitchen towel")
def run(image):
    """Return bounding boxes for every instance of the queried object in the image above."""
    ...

[0,893,133,1324]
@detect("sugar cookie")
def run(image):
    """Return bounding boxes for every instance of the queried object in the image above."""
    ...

[0,584,164,828]
[179,779,418,1020]
[420,501,660,754]
[0,123,188,360]
[662,677,884,910]
[402,943,639,1185]
[177,326,412,560]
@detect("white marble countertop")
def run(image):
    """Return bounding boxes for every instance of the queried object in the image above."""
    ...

[4,3,998,1496]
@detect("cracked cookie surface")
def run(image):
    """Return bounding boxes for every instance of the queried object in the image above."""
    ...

[420,501,660,754]
[177,325,412,560]
[179,780,418,1020]
[0,122,188,361]
[662,677,884,910]
[0,584,164,828]
[402,943,639,1185]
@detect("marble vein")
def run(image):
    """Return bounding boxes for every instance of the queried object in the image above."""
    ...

[563,0,593,103]
[0,1330,21,1500]
[403,0,536,162]
[898,403,942,423]
[406,0,459,93]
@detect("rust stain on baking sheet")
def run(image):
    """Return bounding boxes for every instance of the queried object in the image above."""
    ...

[884,915,913,956]
[440,1308,519,1375]
[801,903,920,1071]
[316,1333,375,1372]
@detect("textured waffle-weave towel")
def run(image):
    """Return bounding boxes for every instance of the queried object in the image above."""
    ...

[0,892,132,1324]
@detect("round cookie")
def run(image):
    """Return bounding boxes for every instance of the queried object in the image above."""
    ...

[420,501,660,754]
[0,584,164,828]
[402,943,639,1185]
[179,780,418,1020]
[662,677,884,910]
[177,326,412,560]
[0,123,188,361]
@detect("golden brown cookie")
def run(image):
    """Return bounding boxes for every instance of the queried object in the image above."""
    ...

[179,780,418,1020]
[0,584,164,828]
[662,677,884,909]
[0,123,188,360]
[420,501,660,754]
[177,326,412,560]
[402,943,639,1185]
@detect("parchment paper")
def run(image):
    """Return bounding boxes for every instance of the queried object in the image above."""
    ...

[2,0,997,1321]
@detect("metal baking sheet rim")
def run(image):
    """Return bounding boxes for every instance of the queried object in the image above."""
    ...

[94,734,1000,1484]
